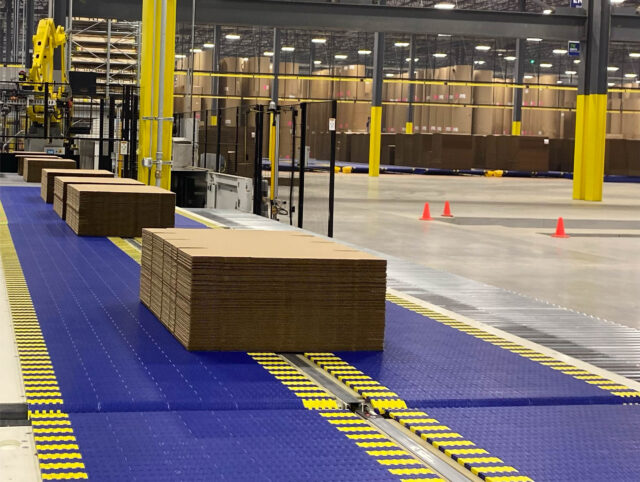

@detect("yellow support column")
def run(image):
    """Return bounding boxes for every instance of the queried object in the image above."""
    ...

[405,122,413,134]
[138,0,176,190]
[269,112,277,201]
[511,121,521,136]
[368,106,382,177]
[573,94,607,201]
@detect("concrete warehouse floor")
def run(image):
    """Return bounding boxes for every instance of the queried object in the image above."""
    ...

[287,174,640,329]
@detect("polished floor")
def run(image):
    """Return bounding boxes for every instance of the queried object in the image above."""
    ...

[293,174,640,329]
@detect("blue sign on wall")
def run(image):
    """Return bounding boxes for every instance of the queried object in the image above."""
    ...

[568,41,580,57]
[570,0,583,7]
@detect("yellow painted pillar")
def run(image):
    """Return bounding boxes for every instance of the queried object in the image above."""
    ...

[368,106,382,177]
[138,0,176,190]
[405,122,414,134]
[573,94,607,201]
[269,112,277,200]
[511,121,521,136]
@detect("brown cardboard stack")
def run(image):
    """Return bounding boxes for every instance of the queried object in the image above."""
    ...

[16,155,60,176]
[140,228,387,352]
[23,159,76,183]
[65,185,175,237]
[41,169,113,203]
[53,176,143,219]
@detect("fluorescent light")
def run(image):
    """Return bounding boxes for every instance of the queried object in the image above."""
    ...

[624,73,637,78]
[574,59,581,64]
[405,57,419,62]
[629,52,640,58]
[565,70,577,75]
[607,66,619,72]
[474,60,486,65]
[524,75,534,79]
[527,37,543,42]
[434,2,456,9]
[175,54,186,59]
[358,49,372,55]
[225,33,240,40]
[433,53,447,58]
[437,34,452,37]
[281,46,295,52]
[504,56,517,61]
[543,8,553,14]
[189,48,202,53]
[394,42,410,47]
[385,73,395,77]
[313,60,321,65]
[334,54,348,60]
[556,80,563,84]
[203,43,215,49]
[540,63,553,68]
[263,51,274,57]
[552,49,568,54]
[610,0,624,4]
[311,38,327,44]
[608,82,615,87]
[475,45,491,51]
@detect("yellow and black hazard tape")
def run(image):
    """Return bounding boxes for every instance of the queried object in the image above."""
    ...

[0,203,88,480]
[175,207,225,229]
[386,293,640,400]
[108,237,141,264]
[303,352,532,482]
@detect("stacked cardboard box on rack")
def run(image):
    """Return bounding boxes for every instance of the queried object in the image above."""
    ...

[23,158,76,183]
[16,155,61,176]
[140,228,387,352]
[53,176,143,219]
[66,185,175,237]
[41,169,113,203]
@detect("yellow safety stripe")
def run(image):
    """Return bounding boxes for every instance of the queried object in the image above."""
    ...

[305,350,532,481]
[0,202,88,480]
[108,237,141,263]
[385,292,638,401]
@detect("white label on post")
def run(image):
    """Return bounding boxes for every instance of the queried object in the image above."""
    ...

[329,118,336,131]
[119,141,129,155]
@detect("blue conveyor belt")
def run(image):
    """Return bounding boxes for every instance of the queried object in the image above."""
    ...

[68,409,403,481]
[419,404,640,482]
[336,302,627,407]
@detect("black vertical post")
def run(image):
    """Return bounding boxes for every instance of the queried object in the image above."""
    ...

[253,105,264,215]
[297,102,306,228]
[234,106,239,174]
[204,108,209,168]
[131,92,139,179]
[215,106,222,171]
[98,98,105,168]
[43,82,49,140]
[328,99,337,238]
[289,108,297,225]
[108,96,116,172]
[122,86,130,177]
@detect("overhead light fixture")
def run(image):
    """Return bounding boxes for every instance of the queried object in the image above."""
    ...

[540,63,553,68]
[311,38,327,44]
[437,34,452,37]
[574,59,581,64]
[607,66,619,72]
[524,75,534,79]
[624,73,637,78]
[263,51,274,57]
[610,0,624,4]
[203,43,215,49]
[189,48,202,53]
[565,70,577,75]
[552,49,568,55]
[434,2,456,9]
[394,42,410,47]
[556,80,563,84]
[405,57,419,62]
[527,37,543,42]
[474,60,486,65]
[225,33,240,40]
[281,46,295,52]
[433,53,447,58]
[608,82,615,87]
[629,52,640,58]
[543,8,553,14]
[475,45,491,51]
[358,49,372,55]
[504,56,517,61]
[385,73,395,77]
[334,54,348,60]
[313,60,321,65]
[175,54,186,59]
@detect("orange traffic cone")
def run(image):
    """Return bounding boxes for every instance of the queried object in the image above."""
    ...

[419,202,433,221]
[552,217,570,238]
[441,201,454,218]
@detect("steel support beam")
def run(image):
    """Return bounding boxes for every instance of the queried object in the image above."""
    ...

[24,0,34,68]
[211,25,221,124]
[74,0,589,41]
[406,35,416,135]
[511,38,525,136]
[573,0,610,202]
[368,31,384,178]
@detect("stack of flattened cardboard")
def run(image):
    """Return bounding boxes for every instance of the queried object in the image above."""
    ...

[41,169,113,203]
[23,158,76,182]
[66,185,175,237]
[140,228,387,352]
[16,155,60,176]
[53,176,143,219]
